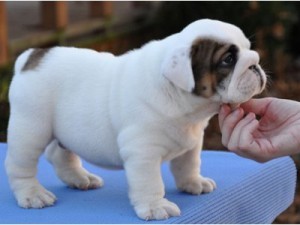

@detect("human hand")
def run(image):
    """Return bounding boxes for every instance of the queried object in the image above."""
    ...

[218,97,300,162]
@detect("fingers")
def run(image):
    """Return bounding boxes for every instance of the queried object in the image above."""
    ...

[218,97,287,163]
[221,111,269,162]
[218,104,231,129]
[219,106,245,147]
[226,112,258,151]
[219,105,265,161]
[239,116,259,150]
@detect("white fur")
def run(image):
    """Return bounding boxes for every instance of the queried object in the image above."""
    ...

[162,46,195,92]
[5,19,266,220]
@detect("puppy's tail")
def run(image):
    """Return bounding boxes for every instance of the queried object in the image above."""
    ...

[14,49,34,75]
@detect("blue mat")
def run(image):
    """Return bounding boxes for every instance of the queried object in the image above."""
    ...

[0,143,296,223]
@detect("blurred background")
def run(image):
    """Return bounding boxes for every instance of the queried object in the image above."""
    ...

[0,1,299,223]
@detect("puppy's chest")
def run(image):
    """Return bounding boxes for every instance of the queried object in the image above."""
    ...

[162,124,205,160]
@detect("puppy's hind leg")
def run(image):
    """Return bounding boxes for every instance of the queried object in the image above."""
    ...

[45,140,103,190]
[5,117,56,209]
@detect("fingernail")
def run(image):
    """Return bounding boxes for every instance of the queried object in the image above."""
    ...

[219,105,225,113]
[233,108,240,116]
[247,112,255,119]
[221,104,230,112]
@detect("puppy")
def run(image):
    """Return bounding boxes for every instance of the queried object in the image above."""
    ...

[5,19,266,220]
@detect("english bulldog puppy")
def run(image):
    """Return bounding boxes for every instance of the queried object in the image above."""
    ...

[5,19,266,220]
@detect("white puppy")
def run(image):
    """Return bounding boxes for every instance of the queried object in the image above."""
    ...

[5,19,266,220]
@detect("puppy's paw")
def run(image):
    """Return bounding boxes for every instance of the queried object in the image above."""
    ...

[16,185,57,209]
[177,176,216,195]
[59,168,104,190]
[134,198,180,221]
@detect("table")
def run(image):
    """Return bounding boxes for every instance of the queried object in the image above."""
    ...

[0,143,296,223]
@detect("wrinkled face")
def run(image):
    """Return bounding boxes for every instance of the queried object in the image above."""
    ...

[162,19,267,106]
[190,38,266,105]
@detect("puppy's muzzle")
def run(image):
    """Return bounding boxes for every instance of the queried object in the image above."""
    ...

[249,64,264,90]
[249,65,260,75]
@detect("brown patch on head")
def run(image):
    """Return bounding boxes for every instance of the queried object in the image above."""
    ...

[22,48,51,72]
[197,73,217,98]
[190,39,238,97]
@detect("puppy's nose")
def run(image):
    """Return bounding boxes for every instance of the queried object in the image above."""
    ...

[249,65,260,75]
[249,65,257,70]
[249,65,264,89]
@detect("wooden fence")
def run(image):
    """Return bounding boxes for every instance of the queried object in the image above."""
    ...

[0,1,119,66]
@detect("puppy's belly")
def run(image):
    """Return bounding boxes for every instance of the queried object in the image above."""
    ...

[53,104,124,169]
[55,125,124,169]
[72,141,124,170]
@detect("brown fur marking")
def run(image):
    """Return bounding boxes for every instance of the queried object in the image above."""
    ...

[22,48,51,72]
[190,39,238,97]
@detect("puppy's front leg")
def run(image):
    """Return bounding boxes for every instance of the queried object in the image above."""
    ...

[122,152,180,220]
[171,146,216,195]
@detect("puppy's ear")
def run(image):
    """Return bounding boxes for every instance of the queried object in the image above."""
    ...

[161,47,195,92]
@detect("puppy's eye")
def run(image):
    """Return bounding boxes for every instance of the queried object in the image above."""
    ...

[221,53,235,66]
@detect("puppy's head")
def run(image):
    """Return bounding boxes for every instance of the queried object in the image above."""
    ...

[162,19,267,106]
